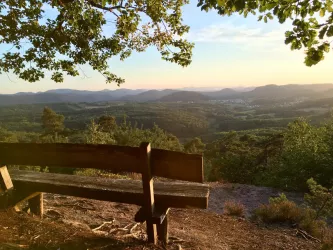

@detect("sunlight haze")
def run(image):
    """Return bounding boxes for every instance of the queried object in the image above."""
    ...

[1,2,332,94]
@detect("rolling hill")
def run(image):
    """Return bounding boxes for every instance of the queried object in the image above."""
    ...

[159,91,210,102]
[119,89,178,102]
[0,84,333,106]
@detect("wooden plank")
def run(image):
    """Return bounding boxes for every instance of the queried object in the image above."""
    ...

[0,143,141,173]
[10,191,41,206]
[140,142,157,244]
[10,170,209,209]
[151,149,204,183]
[28,193,43,218]
[135,207,169,224]
[0,166,13,191]
[0,143,203,182]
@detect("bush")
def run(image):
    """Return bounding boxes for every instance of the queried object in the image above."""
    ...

[254,193,328,240]
[304,178,333,220]
[321,230,333,250]
[298,210,326,238]
[74,169,129,179]
[224,200,245,217]
[254,200,302,224]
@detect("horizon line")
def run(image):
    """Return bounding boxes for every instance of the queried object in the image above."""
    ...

[1,82,333,95]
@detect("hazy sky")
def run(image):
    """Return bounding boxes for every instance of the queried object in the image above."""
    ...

[1,2,333,94]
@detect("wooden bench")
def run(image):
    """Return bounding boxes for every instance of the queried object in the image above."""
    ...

[0,142,209,245]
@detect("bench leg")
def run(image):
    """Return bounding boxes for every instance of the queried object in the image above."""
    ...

[157,213,169,245]
[0,166,13,209]
[140,143,157,244]
[146,220,157,243]
[28,193,43,218]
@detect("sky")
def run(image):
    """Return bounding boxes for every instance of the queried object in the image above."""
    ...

[1,2,333,94]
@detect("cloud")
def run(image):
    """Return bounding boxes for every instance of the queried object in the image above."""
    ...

[186,22,287,50]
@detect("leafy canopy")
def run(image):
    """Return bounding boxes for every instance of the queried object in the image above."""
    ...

[0,0,193,84]
[0,0,332,84]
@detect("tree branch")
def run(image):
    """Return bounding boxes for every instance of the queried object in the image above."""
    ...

[87,0,124,11]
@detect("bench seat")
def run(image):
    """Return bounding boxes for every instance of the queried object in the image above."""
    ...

[9,170,209,209]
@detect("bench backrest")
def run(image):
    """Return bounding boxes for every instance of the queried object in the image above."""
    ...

[0,143,203,183]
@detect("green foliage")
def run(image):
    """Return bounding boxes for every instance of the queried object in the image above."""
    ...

[97,115,117,133]
[263,118,333,190]
[3,101,333,191]
[269,193,288,204]
[0,0,193,84]
[0,126,18,142]
[305,178,333,219]
[74,168,129,179]
[184,137,205,154]
[254,199,303,224]
[41,107,65,135]
[206,131,271,183]
[254,193,327,238]
[85,116,183,151]
[85,120,115,144]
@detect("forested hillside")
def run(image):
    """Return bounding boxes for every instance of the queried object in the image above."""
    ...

[1,93,333,192]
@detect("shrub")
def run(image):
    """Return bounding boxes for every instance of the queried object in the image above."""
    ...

[254,193,328,240]
[304,178,333,220]
[74,169,129,179]
[321,230,333,250]
[254,199,302,224]
[269,193,288,204]
[224,200,245,217]
[298,211,326,238]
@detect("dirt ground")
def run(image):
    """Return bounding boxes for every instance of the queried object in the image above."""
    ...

[0,183,323,250]
[208,182,304,216]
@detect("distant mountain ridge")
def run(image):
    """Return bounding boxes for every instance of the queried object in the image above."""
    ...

[0,84,332,106]
[159,91,209,102]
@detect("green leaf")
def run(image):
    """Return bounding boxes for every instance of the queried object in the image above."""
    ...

[217,0,226,7]
[322,43,330,52]
[273,6,279,15]
[327,0,333,11]
[319,26,328,39]
[264,16,268,23]
[327,26,333,37]
[319,8,325,17]
[266,3,276,10]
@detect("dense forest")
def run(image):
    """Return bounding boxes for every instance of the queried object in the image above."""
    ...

[1,88,333,192]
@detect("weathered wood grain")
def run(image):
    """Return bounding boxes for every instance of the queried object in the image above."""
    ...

[0,143,203,182]
[0,166,13,191]
[135,206,170,224]
[151,148,203,183]
[157,213,169,244]
[0,143,141,173]
[28,193,43,218]
[10,170,209,209]
[140,142,157,244]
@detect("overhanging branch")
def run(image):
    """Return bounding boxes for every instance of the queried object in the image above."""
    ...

[87,0,124,11]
